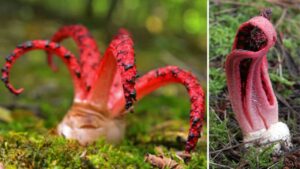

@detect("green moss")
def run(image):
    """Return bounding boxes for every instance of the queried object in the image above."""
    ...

[209,68,226,96]
[269,73,295,87]
[0,95,206,168]
[244,146,284,168]
[0,132,149,168]
[0,131,205,168]
[187,153,207,169]
[209,110,229,150]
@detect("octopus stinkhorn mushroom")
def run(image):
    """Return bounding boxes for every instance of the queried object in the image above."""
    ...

[225,11,291,150]
[1,25,205,155]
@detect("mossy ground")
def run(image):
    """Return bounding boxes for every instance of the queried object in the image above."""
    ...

[210,0,300,168]
[0,95,206,168]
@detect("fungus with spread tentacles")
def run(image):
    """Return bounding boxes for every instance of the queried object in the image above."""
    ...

[225,10,291,150]
[1,25,205,157]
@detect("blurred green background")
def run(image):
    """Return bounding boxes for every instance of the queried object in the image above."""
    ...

[0,0,207,168]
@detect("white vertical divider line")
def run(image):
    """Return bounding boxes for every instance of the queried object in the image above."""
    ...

[206,0,210,168]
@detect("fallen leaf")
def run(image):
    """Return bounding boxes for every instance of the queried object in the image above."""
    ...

[144,154,183,169]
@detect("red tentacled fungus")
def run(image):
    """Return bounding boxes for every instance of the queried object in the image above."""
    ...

[1,25,205,157]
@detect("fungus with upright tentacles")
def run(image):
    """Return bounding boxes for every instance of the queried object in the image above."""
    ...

[1,25,205,158]
[225,10,291,150]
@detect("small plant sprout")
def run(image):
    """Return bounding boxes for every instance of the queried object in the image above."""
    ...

[225,10,291,151]
[1,25,205,157]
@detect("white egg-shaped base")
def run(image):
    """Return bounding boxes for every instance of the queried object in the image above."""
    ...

[243,122,291,152]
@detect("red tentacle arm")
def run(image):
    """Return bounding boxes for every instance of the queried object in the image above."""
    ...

[47,25,101,94]
[1,40,85,99]
[86,29,136,111]
[110,66,205,153]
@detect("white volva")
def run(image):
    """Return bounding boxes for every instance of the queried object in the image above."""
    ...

[243,122,291,152]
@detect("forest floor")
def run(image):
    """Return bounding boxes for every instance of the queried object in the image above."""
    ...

[209,0,300,168]
[0,95,206,168]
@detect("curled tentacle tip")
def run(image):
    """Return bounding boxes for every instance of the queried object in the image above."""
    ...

[13,89,24,95]
[6,84,24,95]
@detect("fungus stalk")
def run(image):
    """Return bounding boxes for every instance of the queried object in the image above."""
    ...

[225,13,291,150]
[1,25,205,156]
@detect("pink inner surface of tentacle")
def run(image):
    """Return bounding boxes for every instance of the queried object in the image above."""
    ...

[86,29,137,111]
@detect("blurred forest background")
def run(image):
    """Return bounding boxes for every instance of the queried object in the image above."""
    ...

[0,0,206,168]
